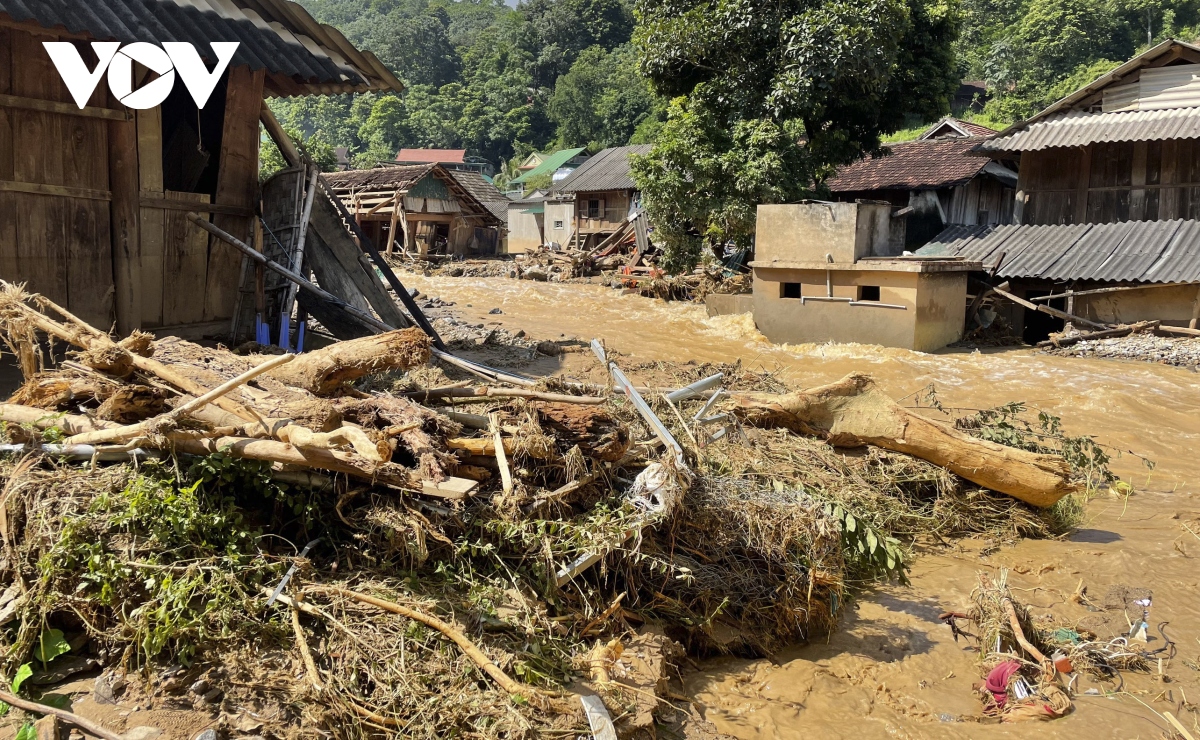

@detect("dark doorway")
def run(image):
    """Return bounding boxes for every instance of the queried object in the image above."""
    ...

[1022,292,1065,343]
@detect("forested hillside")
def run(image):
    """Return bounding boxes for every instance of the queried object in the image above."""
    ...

[270,0,1200,198]
[270,0,660,180]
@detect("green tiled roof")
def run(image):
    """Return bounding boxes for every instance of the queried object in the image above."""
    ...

[510,147,587,184]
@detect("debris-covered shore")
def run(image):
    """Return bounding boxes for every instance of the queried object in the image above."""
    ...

[0,280,1132,739]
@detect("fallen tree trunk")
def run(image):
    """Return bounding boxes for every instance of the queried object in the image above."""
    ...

[265,328,431,395]
[1037,320,1159,348]
[728,373,1079,507]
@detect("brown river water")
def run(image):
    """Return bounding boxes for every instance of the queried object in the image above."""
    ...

[404,274,1200,739]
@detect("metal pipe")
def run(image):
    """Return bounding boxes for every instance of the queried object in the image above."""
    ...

[665,372,723,403]
[801,296,852,304]
[592,340,684,466]
[848,301,908,310]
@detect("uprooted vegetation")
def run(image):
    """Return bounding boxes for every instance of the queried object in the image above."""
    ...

[0,281,1126,738]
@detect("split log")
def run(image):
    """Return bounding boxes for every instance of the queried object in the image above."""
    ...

[266,328,432,395]
[0,403,117,435]
[402,386,605,405]
[728,373,1079,507]
[336,395,459,481]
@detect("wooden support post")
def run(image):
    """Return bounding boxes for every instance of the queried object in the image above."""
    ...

[1073,146,1091,224]
[385,194,400,255]
[1191,285,1200,330]
[108,98,141,334]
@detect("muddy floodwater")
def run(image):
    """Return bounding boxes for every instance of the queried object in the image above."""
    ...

[405,274,1200,739]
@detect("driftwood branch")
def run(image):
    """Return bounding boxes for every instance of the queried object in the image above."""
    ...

[402,386,605,405]
[728,373,1079,507]
[0,688,122,740]
[62,354,295,446]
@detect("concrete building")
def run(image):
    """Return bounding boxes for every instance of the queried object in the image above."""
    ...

[825,119,1017,249]
[749,203,979,351]
[919,39,1200,342]
[551,145,652,249]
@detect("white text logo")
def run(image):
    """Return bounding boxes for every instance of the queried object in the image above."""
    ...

[43,41,240,110]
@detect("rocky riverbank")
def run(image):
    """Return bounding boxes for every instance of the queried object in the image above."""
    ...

[1042,332,1200,368]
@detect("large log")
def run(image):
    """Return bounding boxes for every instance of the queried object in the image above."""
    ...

[728,373,1080,508]
[265,328,431,395]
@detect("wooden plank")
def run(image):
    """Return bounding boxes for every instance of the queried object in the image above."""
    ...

[421,477,478,501]
[1129,141,1147,221]
[0,27,12,184]
[1161,139,1180,220]
[16,193,69,306]
[308,193,409,328]
[109,98,142,334]
[10,29,63,188]
[204,66,264,322]
[137,196,253,217]
[162,191,211,326]
[1074,144,1092,224]
[65,197,114,328]
[0,93,128,121]
[0,180,110,200]
[305,228,372,313]
[136,106,164,327]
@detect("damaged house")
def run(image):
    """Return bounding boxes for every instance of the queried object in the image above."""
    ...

[920,39,1200,341]
[324,164,506,258]
[826,118,1018,249]
[551,144,652,250]
[0,0,402,338]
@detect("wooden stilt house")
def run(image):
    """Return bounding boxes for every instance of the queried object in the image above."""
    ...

[0,0,402,336]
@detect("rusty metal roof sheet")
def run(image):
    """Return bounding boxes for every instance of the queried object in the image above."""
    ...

[0,0,403,95]
[975,106,1200,153]
[918,219,1200,283]
[553,145,652,194]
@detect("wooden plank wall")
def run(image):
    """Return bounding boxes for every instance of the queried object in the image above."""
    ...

[947,179,1016,225]
[1022,139,1200,225]
[203,66,264,322]
[0,27,114,327]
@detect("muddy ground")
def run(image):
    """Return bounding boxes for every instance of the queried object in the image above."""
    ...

[4,271,1199,740]
[396,271,1200,739]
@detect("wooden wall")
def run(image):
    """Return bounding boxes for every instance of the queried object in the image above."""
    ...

[0,26,116,328]
[575,190,632,234]
[947,178,1015,226]
[0,25,262,335]
[1019,139,1200,225]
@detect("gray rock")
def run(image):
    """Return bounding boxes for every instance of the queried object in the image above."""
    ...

[194,730,218,740]
[122,727,163,740]
[488,308,503,314]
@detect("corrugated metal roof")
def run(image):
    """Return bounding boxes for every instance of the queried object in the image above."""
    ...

[511,147,586,184]
[395,149,466,164]
[553,144,652,194]
[0,0,402,95]
[976,106,1200,152]
[917,219,1200,283]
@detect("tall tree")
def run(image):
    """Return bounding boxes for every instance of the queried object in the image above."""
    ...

[548,44,658,148]
[631,0,961,272]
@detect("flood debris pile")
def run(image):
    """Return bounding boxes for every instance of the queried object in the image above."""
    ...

[940,572,1175,725]
[0,282,1116,738]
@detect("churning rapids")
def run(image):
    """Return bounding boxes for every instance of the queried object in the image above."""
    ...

[404,273,1200,740]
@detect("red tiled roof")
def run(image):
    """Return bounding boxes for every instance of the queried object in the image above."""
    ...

[825,138,989,192]
[956,120,999,137]
[395,149,466,163]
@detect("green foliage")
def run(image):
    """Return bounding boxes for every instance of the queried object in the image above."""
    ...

[35,628,69,667]
[549,44,659,150]
[631,0,962,272]
[823,503,909,583]
[10,663,32,694]
[36,459,290,664]
[12,723,34,740]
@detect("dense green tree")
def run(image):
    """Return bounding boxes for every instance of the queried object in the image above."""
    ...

[548,44,658,148]
[631,0,961,271]
[520,0,635,86]
[350,12,463,87]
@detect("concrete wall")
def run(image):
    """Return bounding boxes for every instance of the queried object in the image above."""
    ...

[1076,284,1200,326]
[756,202,893,264]
[506,205,543,254]
[544,201,575,247]
[705,293,754,317]
[752,265,968,351]
[914,273,970,350]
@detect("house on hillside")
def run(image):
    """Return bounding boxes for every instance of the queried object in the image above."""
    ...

[826,119,1018,249]
[509,148,589,193]
[551,144,652,250]
[0,0,401,337]
[918,39,1200,341]
[324,164,505,257]
[394,149,494,177]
